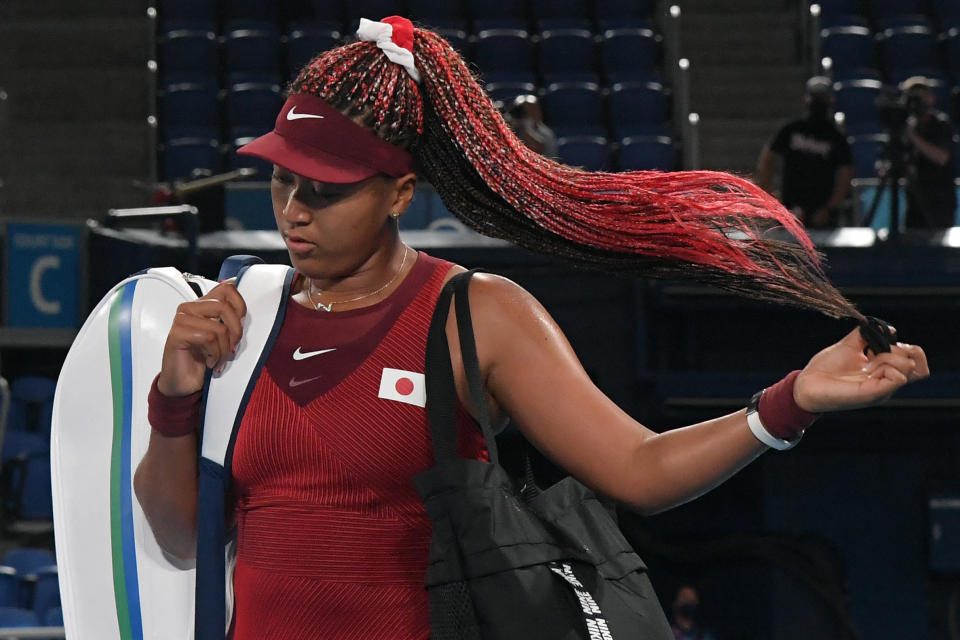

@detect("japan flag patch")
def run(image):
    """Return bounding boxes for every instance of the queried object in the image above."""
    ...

[378,368,426,408]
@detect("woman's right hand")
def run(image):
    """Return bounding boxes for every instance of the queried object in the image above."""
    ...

[156,281,248,397]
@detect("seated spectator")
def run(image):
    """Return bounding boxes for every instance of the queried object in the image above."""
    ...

[503,94,559,159]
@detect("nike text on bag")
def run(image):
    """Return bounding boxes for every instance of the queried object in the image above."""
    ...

[416,272,674,640]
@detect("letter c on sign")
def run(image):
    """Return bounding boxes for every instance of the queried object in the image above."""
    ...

[30,255,61,315]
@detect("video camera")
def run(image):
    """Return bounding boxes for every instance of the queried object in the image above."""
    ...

[876,87,926,132]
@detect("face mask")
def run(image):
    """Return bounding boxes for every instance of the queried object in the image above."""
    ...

[676,603,699,620]
[808,100,830,121]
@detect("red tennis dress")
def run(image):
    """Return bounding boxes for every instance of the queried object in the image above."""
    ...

[229,252,486,640]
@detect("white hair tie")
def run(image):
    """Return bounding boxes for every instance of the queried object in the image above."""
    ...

[356,17,421,84]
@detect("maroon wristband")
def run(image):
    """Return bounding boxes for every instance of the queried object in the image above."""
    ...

[757,370,820,441]
[147,374,202,437]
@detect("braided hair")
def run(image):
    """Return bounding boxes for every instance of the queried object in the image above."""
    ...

[290,24,861,321]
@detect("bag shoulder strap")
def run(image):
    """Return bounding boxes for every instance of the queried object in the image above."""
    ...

[195,258,293,640]
[425,270,498,466]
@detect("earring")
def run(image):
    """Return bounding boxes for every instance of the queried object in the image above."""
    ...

[390,212,400,220]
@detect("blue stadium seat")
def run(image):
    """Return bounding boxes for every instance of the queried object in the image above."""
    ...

[820,25,876,75]
[7,377,55,436]
[932,0,960,29]
[0,568,17,608]
[223,0,280,24]
[433,27,470,58]
[830,66,882,82]
[531,0,589,20]
[408,0,468,24]
[869,0,927,22]
[595,0,655,21]
[0,429,52,522]
[848,133,888,178]
[484,72,537,106]
[879,26,939,76]
[309,0,344,26]
[226,82,283,138]
[536,17,591,31]
[163,136,222,181]
[819,13,869,29]
[833,78,883,128]
[226,21,282,79]
[601,28,660,78]
[542,71,601,86]
[618,135,675,171]
[543,81,604,128]
[162,79,219,133]
[43,606,63,627]
[539,28,596,76]
[158,0,217,26]
[26,566,59,622]
[286,25,342,77]
[160,26,218,78]
[474,28,534,73]
[558,136,611,171]
[609,81,669,134]
[468,0,527,22]
[947,31,960,80]
[817,0,864,20]
[1,550,54,577]
[227,135,273,180]
[553,123,608,138]
[875,13,932,30]
[0,607,38,629]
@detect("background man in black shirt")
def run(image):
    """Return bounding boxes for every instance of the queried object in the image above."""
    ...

[756,76,854,229]
[900,76,957,229]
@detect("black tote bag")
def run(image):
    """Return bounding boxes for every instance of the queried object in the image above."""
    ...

[415,271,674,640]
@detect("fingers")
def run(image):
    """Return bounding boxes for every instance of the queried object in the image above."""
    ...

[169,283,247,369]
[863,342,930,383]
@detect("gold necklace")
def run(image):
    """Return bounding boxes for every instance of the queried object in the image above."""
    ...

[307,247,409,312]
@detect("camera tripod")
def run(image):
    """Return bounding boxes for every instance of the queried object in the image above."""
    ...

[861,131,909,239]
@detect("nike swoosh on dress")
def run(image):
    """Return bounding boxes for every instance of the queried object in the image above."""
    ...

[293,347,337,360]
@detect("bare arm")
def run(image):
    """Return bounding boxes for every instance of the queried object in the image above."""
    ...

[455,274,928,515]
[133,282,246,560]
[755,145,779,196]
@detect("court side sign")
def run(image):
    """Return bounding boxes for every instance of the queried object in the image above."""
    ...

[4,222,82,328]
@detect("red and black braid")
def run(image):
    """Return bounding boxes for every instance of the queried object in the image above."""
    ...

[289,25,860,321]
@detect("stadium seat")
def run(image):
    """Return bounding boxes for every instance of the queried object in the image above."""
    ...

[0,607,38,629]
[308,0,344,26]
[595,0,656,21]
[538,28,596,76]
[226,82,283,138]
[531,0,590,20]
[820,25,876,75]
[43,606,63,627]
[468,0,527,22]
[162,78,219,133]
[879,26,940,77]
[475,28,534,73]
[553,123,608,138]
[227,135,273,180]
[485,74,537,107]
[222,0,280,24]
[433,26,470,58]
[868,0,927,22]
[0,568,17,608]
[163,136,222,181]
[543,81,604,128]
[0,429,52,522]
[160,26,218,79]
[158,0,217,26]
[618,135,675,171]
[536,17,592,31]
[225,21,282,79]
[25,566,59,621]
[558,136,611,171]
[932,0,960,29]
[833,78,883,128]
[1,550,54,577]
[609,81,670,134]
[848,133,888,178]
[7,377,55,436]
[286,25,342,77]
[601,28,661,78]
[408,0,468,25]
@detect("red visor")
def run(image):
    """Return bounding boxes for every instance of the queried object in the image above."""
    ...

[237,93,414,183]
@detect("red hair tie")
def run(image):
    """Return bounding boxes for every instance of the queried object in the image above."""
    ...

[356,16,421,83]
